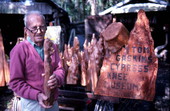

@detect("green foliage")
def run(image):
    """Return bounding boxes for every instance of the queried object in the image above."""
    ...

[51,0,168,23]
[51,0,121,23]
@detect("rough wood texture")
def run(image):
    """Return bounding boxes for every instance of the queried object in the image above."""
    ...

[66,37,80,84]
[101,22,129,54]
[82,34,103,92]
[43,38,55,106]
[80,51,87,86]
[0,29,10,87]
[95,9,158,101]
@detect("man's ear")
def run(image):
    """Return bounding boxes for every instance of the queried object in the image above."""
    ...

[24,27,27,39]
[24,27,27,33]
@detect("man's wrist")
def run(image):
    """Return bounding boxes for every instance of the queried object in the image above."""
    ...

[37,92,41,101]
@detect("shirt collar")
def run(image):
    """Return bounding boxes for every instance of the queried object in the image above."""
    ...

[27,36,35,46]
[27,37,43,48]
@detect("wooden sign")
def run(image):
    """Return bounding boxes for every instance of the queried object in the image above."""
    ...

[94,9,158,101]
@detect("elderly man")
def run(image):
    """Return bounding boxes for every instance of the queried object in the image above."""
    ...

[9,11,65,111]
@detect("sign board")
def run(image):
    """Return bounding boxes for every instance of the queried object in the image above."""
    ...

[94,9,158,101]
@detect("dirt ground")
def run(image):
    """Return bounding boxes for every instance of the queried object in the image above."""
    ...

[0,60,169,111]
[0,86,13,111]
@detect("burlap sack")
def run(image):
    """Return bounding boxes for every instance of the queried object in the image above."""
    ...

[94,9,158,101]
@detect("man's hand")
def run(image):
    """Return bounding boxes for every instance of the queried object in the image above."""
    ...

[47,74,59,89]
[37,93,52,108]
[42,73,59,89]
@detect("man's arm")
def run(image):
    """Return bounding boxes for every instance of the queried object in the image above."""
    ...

[9,44,41,101]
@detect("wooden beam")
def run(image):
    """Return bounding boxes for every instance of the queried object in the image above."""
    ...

[58,89,119,103]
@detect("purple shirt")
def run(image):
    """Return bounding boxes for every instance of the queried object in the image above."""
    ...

[9,40,65,101]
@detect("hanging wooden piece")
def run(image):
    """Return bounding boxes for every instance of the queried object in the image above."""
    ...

[0,29,10,87]
[94,9,158,101]
[66,37,80,84]
[80,51,87,86]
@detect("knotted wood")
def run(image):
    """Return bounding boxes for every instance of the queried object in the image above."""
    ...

[43,38,55,106]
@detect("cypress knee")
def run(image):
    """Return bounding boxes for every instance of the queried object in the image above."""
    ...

[43,38,55,106]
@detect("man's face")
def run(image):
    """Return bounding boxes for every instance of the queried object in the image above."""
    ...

[25,14,46,46]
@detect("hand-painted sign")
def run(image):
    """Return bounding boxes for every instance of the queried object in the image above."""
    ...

[94,9,158,101]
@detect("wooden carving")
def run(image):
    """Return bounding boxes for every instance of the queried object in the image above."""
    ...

[43,38,55,106]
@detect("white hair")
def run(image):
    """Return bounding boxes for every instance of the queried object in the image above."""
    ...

[23,11,45,26]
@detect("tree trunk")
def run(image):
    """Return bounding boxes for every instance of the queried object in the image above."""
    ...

[88,0,97,15]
